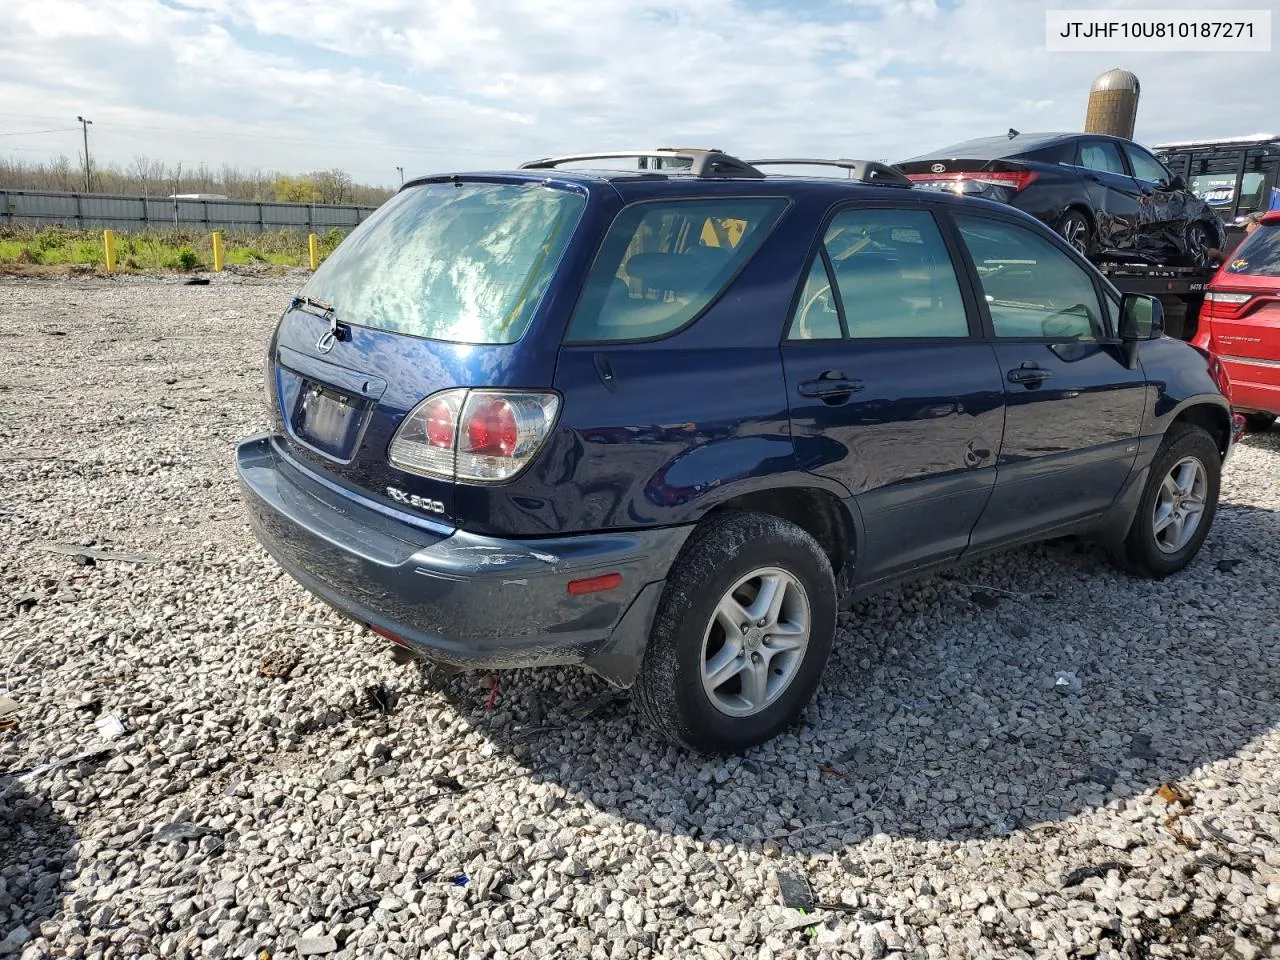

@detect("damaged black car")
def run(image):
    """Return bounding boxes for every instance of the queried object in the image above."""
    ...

[897,132,1225,267]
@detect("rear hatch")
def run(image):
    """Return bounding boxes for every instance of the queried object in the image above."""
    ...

[267,176,590,527]
[1202,222,1280,366]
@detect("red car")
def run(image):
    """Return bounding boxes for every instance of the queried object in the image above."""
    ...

[1195,210,1280,432]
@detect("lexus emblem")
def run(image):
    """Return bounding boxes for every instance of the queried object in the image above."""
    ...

[930,163,946,173]
[316,330,336,353]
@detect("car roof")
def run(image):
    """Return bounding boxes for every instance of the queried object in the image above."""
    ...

[401,167,1055,220]
[404,168,1037,209]
[901,132,1093,162]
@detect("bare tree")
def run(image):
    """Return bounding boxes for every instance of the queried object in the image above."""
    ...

[50,155,75,192]
[133,155,156,199]
[219,163,245,199]
[312,168,354,205]
[0,155,393,204]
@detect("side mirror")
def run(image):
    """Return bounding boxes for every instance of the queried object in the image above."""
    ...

[1119,294,1164,366]
[1120,293,1165,340]
[1166,174,1187,191]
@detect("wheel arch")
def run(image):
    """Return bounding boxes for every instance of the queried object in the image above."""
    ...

[1168,398,1232,460]
[695,484,860,579]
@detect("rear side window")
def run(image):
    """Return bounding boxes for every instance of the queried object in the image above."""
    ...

[956,215,1105,339]
[1078,140,1126,176]
[566,198,787,342]
[1225,225,1280,276]
[788,208,970,340]
[301,182,585,344]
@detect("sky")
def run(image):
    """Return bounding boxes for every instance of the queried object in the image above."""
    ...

[1,0,1276,189]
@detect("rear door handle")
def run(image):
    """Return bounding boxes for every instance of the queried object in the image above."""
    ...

[798,374,865,399]
[1007,365,1052,385]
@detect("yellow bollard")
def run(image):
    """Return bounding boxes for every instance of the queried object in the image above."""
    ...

[103,230,116,272]
[308,233,319,270]
[211,231,224,272]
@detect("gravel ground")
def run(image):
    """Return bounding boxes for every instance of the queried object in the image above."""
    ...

[1,274,1279,960]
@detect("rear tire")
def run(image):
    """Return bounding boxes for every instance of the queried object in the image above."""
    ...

[1057,210,1094,257]
[1243,413,1276,433]
[635,511,837,754]
[1110,424,1220,578]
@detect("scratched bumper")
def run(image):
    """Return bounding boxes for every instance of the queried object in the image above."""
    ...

[235,434,690,672]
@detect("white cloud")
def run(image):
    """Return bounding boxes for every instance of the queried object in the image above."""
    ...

[0,0,1274,187]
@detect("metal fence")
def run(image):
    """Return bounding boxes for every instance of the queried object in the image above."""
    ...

[0,188,380,233]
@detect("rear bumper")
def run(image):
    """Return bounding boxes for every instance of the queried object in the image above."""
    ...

[235,434,692,684]
[1221,357,1280,416]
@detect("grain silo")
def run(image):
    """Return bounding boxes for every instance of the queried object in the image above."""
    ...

[1084,68,1141,139]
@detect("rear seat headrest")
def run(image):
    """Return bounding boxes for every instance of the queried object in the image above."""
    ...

[625,248,728,296]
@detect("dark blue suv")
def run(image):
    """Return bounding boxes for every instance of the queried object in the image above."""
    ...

[236,148,1234,753]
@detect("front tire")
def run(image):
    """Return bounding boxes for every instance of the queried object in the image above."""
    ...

[635,511,837,754]
[1185,221,1215,268]
[1111,424,1220,578]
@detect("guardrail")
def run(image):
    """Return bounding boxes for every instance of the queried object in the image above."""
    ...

[0,188,379,233]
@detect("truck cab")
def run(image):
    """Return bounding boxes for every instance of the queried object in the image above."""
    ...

[1156,135,1280,247]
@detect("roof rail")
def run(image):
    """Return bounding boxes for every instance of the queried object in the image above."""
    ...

[749,159,914,188]
[519,148,765,179]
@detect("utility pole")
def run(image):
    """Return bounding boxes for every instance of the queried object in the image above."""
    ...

[396,166,404,186]
[76,116,93,191]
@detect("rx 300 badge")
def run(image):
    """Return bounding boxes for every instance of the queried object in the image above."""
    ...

[386,486,445,515]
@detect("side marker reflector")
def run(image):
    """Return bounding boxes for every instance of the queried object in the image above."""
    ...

[567,573,623,595]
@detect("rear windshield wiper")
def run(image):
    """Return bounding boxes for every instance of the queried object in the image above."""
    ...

[290,294,336,321]
[291,295,349,345]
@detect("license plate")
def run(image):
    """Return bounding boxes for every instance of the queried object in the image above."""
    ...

[293,382,364,458]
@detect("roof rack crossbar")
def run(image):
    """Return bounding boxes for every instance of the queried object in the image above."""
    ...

[749,158,914,188]
[519,149,765,179]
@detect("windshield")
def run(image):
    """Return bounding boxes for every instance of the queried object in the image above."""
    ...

[1225,225,1280,277]
[301,181,586,344]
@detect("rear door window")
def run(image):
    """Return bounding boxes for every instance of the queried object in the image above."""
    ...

[301,181,586,344]
[955,216,1107,339]
[1078,140,1128,176]
[1225,225,1280,276]
[788,208,970,340]
[566,198,787,342]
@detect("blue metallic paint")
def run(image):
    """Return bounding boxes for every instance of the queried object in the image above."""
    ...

[237,434,690,679]
[237,169,1234,685]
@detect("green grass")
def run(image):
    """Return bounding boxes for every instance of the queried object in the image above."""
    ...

[0,225,347,272]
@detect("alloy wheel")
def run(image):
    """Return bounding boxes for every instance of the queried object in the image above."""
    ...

[700,567,811,718]
[1061,216,1089,255]
[1152,456,1208,553]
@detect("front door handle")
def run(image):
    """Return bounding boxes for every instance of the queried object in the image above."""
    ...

[798,372,865,400]
[1007,365,1052,385]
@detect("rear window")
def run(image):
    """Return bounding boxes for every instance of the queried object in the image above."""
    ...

[300,182,586,344]
[566,198,788,342]
[1225,225,1280,277]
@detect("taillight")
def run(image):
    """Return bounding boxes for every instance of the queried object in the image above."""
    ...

[465,396,518,458]
[388,388,559,483]
[1204,292,1253,306]
[904,170,1038,192]
[423,396,457,448]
